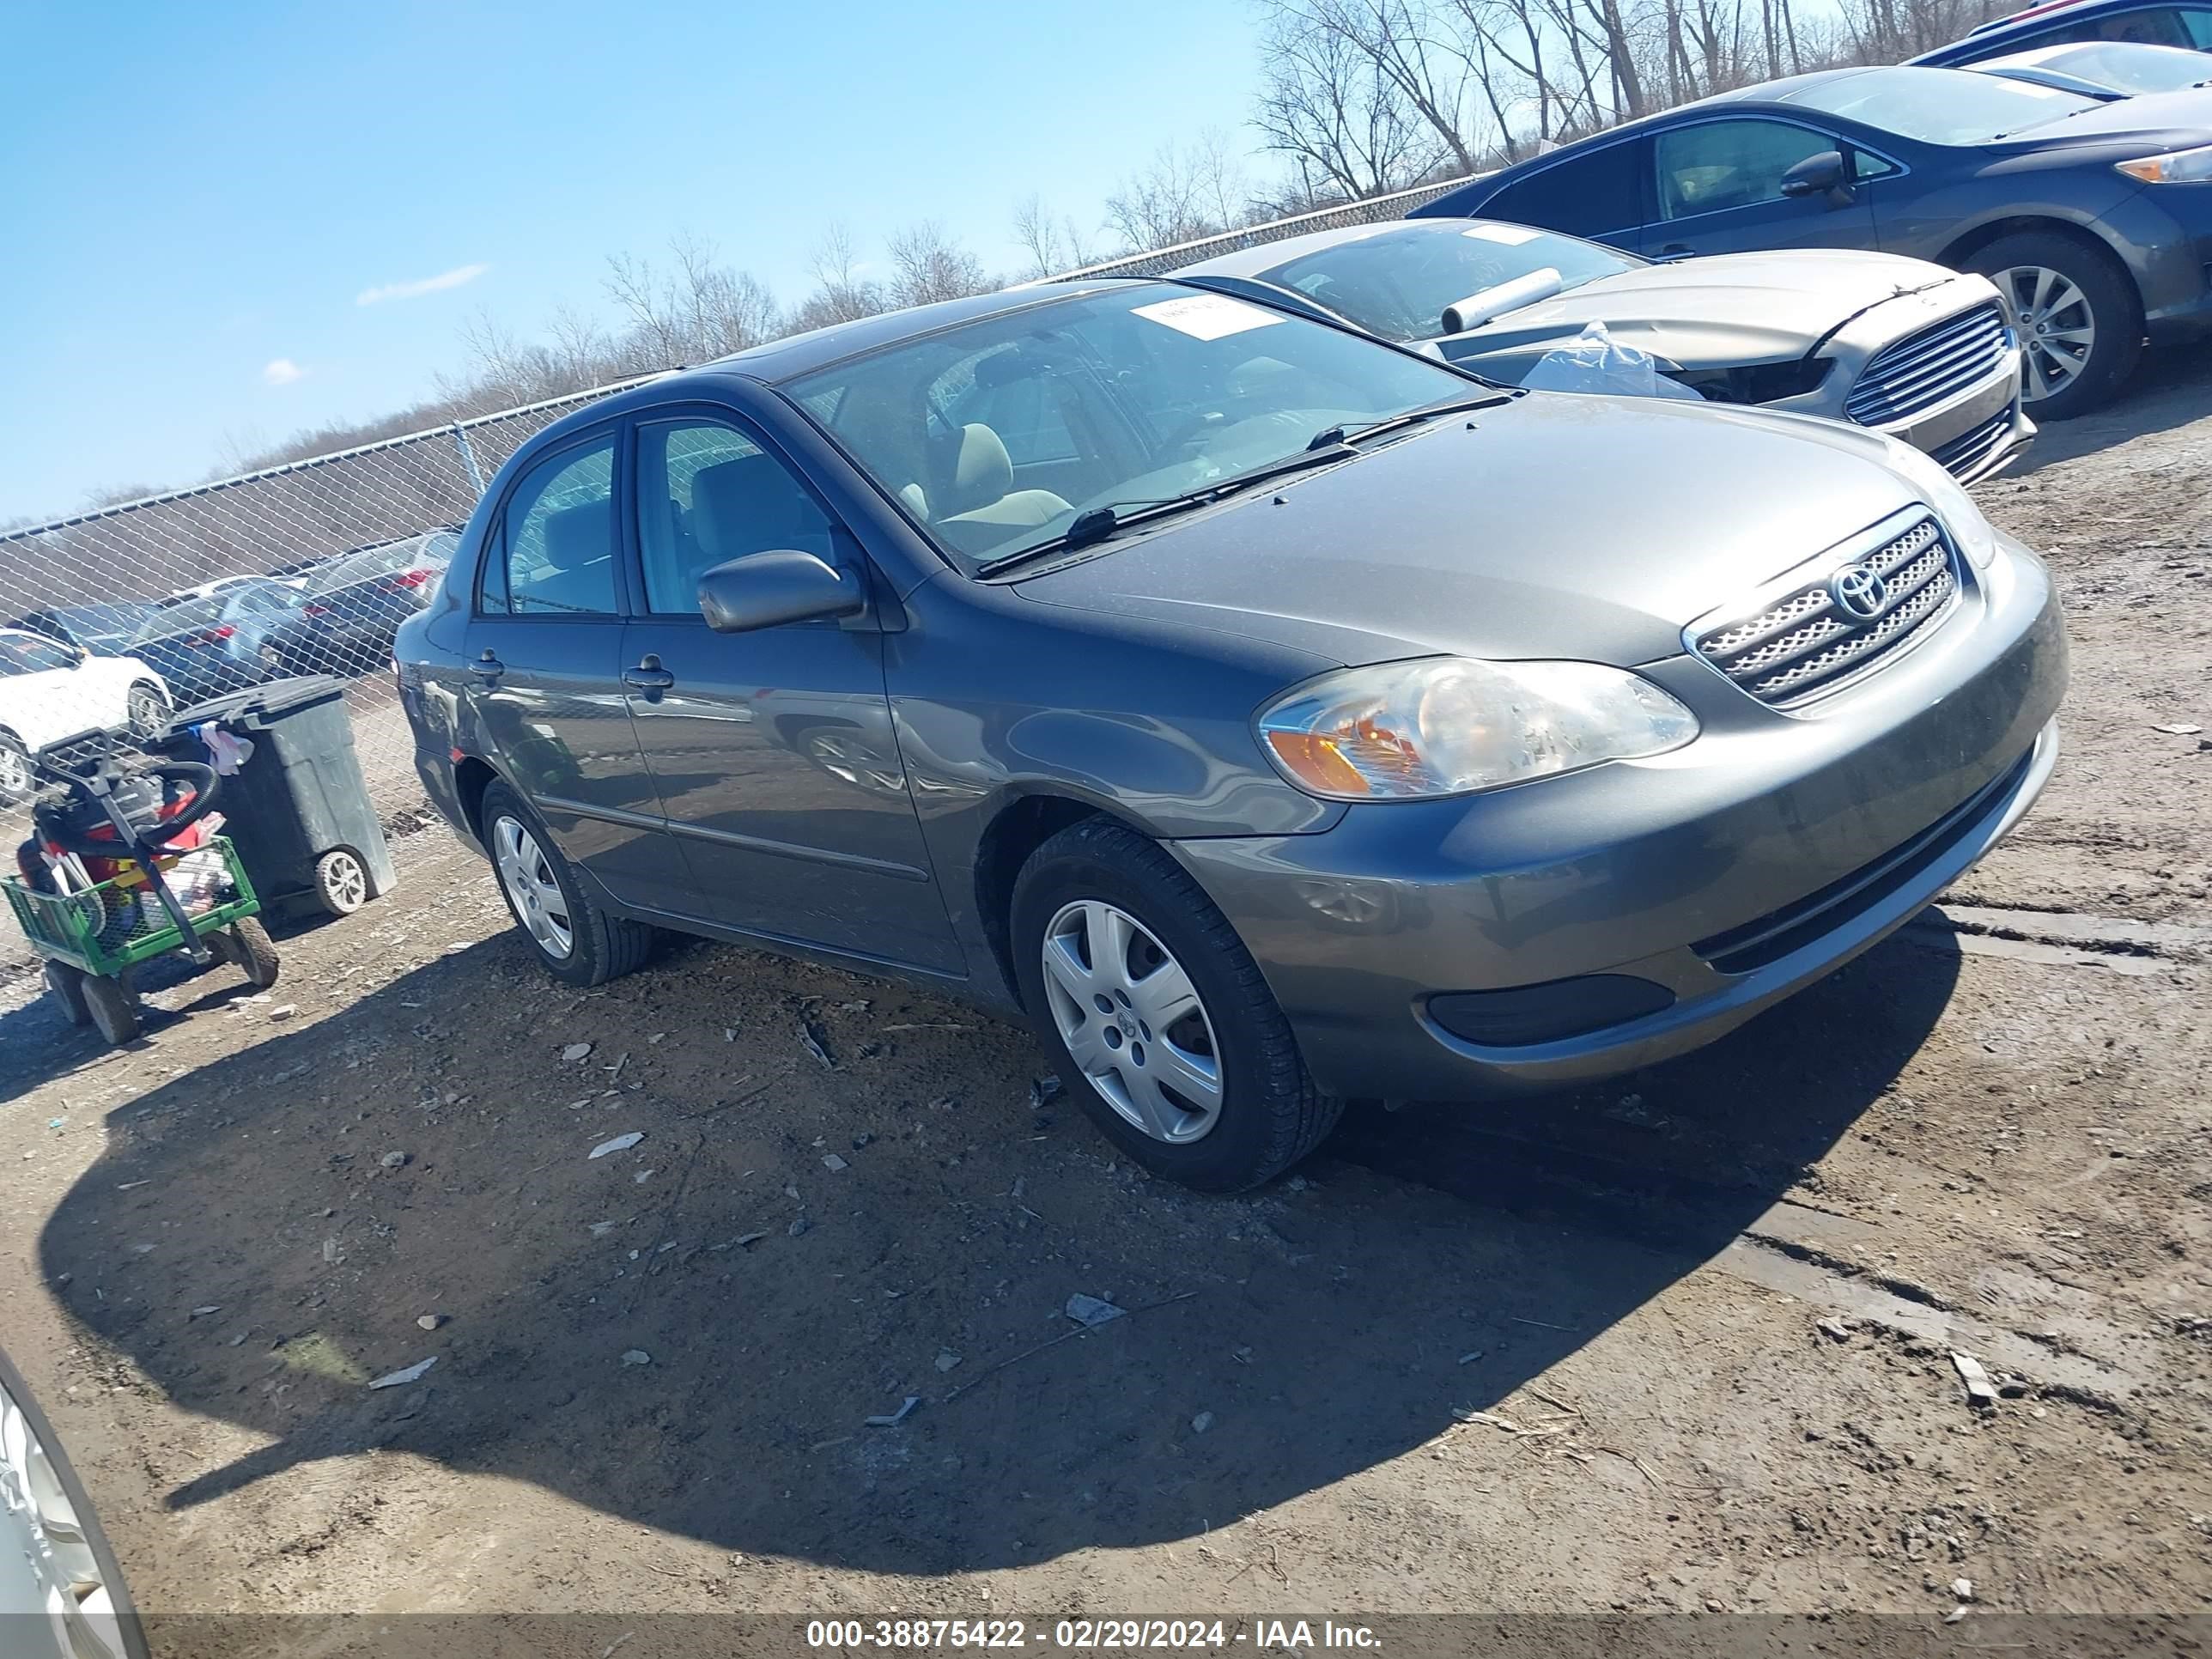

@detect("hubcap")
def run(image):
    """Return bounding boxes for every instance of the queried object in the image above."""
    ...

[1040,899,1223,1144]
[320,851,368,911]
[1995,264,2095,404]
[1,1367,131,1658]
[492,815,574,960]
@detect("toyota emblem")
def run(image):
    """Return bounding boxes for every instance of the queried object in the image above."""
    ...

[1830,562,1890,620]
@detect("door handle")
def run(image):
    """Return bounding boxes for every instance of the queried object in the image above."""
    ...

[470,651,504,683]
[622,655,675,692]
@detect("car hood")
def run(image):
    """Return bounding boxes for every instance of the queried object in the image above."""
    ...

[1996,86,2212,150]
[1012,392,1927,668]
[1444,249,1966,368]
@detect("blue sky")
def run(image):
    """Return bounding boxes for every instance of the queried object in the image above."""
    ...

[0,1,1263,523]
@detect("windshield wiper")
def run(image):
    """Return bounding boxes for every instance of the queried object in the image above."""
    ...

[1314,392,1513,452]
[975,444,1366,575]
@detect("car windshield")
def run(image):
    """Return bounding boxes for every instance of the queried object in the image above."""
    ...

[1993,41,2212,92]
[1255,222,1639,343]
[1785,65,2097,141]
[783,284,1474,569]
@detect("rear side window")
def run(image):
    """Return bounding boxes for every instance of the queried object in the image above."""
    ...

[482,438,618,617]
[1480,143,1645,238]
[2044,4,2210,44]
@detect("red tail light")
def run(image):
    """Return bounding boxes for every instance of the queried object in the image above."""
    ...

[303,603,332,617]
[191,624,236,647]
[382,568,433,590]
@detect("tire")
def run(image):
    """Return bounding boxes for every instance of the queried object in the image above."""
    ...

[0,1342,150,1659]
[481,780,655,987]
[1010,817,1340,1193]
[0,732,30,805]
[45,961,92,1027]
[81,975,140,1046]
[230,916,281,988]
[1966,230,2142,420]
[124,684,168,742]
[313,847,370,916]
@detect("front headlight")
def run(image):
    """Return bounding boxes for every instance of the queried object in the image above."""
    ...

[1881,435,2000,569]
[2117,144,2212,184]
[1255,657,1698,801]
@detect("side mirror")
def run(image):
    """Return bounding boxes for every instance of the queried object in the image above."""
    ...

[696,550,865,635]
[1780,150,1850,204]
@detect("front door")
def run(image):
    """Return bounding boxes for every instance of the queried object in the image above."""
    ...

[464,428,694,915]
[619,413,962,974]
[1644,117,1881,258]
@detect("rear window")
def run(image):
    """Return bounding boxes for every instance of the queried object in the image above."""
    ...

[1480,143,1646,239]
[1785,65,2094,140]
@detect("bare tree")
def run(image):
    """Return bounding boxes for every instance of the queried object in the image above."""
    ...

[790,222,890,331]
[1255,7,1443,200]
[1011,193,1066,279]
[604,232,781,369]
[886,221,994,307]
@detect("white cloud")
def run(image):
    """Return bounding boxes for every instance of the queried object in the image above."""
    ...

[262,358,306,386]
[356,262,489,306]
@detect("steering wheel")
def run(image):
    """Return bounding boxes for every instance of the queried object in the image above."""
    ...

[40,761,223,857]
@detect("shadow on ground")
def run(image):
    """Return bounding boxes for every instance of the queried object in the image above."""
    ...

[2008,340,2212,477]
[32,918,1958,1575]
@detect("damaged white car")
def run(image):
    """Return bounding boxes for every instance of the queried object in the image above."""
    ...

[1175,216,2032,481]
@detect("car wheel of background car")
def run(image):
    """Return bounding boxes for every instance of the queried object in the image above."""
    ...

[1011,816,1342,1192]
[1968,232,2142,420]
[79,975,140,1047]
[0,1342,149,1659]
[480,780,656,988]
[0,732,30,804]
[124,684,167,741]
[229,917,281,988]
[43,962,92,1028]
[313,848,370,917]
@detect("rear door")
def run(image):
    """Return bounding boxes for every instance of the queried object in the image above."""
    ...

[617,410,961,973]
[1644,115,1885,257]
[463,426,697,916]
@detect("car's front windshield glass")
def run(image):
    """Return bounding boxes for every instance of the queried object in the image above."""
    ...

[2010,42,2210,92]
[1258,222,1638,343]
[1786,66,2095,141]
[783,283,1473,570]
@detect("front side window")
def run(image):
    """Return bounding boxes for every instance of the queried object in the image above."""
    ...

[785,285,1471,569]
[1259,222,1640,342]
[1480,144,1645,238]
[483,437,617,617]
[635,420,839,615]
[1655,119,1842,219]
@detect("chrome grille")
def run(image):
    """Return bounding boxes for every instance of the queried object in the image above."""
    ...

[1692,517,1960,706]
[1929,404,2017,479]
[1844,303,2010,427]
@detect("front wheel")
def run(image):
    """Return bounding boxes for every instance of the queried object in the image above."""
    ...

[1967,231,2142,419]
[80,975,141,1046]
[230,916,281,988]
[0,734,30,805]
[481,781,656,987]
[1011,817,1340,1192]
[45,962,92,1027]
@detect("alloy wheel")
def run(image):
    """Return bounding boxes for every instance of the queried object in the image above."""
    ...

[0,744,29,798]
[1995,264,2096,404]
[1040,898,1224,1144]
[125,690,164,739]
[491,814,574,960]
[1,1363,131,1657]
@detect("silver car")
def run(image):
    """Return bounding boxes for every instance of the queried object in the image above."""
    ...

[1176,217,2033,482]
[1,1344,142,1659]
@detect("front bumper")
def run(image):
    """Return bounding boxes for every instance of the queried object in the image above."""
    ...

[1172,535,2068,1101]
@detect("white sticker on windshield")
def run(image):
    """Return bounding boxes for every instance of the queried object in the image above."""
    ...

[1464,223,1542,245]
[1131,295,1286,341]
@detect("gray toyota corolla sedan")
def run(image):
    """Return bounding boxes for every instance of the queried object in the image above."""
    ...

[396,280,2067,1191]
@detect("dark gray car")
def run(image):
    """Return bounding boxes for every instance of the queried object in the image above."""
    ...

[1410,64,2212,416]
[396,281,2066,1191]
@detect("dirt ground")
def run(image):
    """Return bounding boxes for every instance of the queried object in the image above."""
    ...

[3,352,2210,1656]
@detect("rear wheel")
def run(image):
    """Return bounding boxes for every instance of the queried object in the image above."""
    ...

[0,733,29,804]
[482,781,656,987]
[44,962,92,1027]
[1011,817,1340,1192]
[1967,231,2142,419]
[313,848,370,916]
[125,684,167,740]
[230,916,281,988]
[81,975,140,1046]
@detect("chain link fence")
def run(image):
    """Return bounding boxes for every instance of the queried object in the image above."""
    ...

[1048,176,1477,283]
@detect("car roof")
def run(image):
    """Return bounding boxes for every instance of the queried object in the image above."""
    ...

[1915,0,2144,58]
[1175,217,1496,279]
